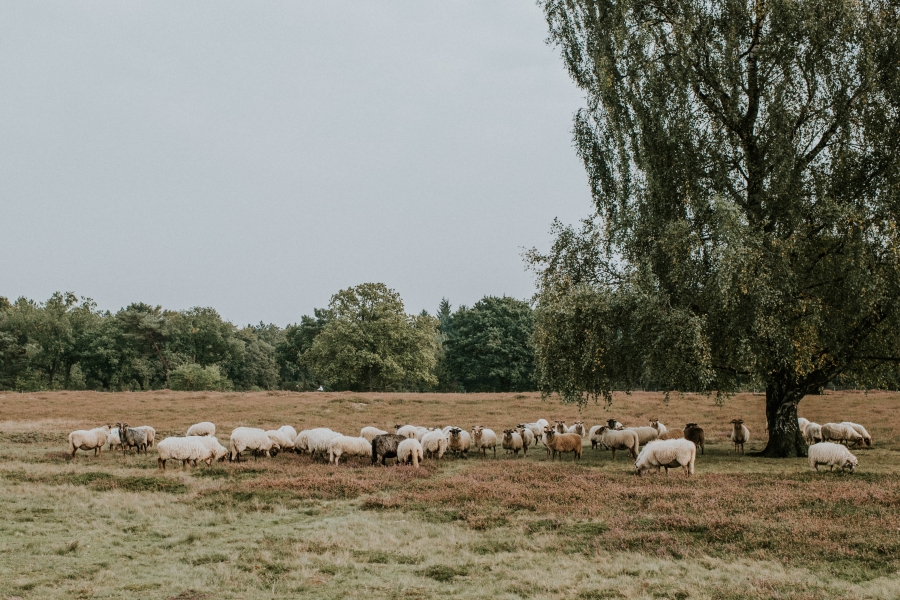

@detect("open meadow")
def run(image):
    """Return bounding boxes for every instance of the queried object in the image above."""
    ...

[0,389,898,600]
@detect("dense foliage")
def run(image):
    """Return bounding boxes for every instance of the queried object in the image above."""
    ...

[0,287,536,393]
[533,0,900,456]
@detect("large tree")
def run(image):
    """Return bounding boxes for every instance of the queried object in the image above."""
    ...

[533,0,900,456]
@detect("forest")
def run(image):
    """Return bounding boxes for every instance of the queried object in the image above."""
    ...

[0,283,535,393]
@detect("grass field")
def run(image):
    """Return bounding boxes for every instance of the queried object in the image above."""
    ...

[0,389,898,600]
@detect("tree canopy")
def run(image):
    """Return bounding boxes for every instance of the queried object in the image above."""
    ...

[533,0,900,456]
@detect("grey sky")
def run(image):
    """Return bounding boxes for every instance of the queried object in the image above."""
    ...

[1,1,591,325]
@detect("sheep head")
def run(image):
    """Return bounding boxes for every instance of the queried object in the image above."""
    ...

[606,419,618,429]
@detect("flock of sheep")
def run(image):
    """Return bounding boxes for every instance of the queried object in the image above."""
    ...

[65,414,872,476]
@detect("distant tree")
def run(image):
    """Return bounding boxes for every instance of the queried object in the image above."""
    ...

[170,363,229,391]
[115,303,172,387]
[302,283,438,391]
[275,309,329,390]
[534,0,900,456]
[436,298,453,336]
[168,307,242,368]
[226,327,279,390]
[444,296,535,392]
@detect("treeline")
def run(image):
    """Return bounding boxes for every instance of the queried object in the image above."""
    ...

[0,283,535,393]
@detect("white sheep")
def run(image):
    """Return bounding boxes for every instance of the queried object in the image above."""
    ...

[229,427,279,462]
[360,426,388,442]
[840,422,872,447]
[518,422,546,445]
[820,422,863,446]
[137,425,156,448]
[598,426,640,460]
[803,422,823,445]
[588,425,604,450]
[157,436,214,469]
[190,435,228,462]
[501,430,524,457]
[554,420,568,434]
[808,442,858,473]
[515,426,535,454]
[307,429,342,459]
[294,427,335,454]
[624,425,659,445]
[635,438,696,476]
[68,425,111,458]
[797,417,810,433]
[397,438,424,468]
[649,419,668,436]
[420,430,448,459]
[278,425,298,440]
[414,427,432,442]
[471,426,498,458]
[395,424,419,439]
[446,428,471,458]
[186,422,216,437]
[728,419,750,453]
[566,421,586,437]
[328,435,373,465]
[266,429,295,450]
[107,429,122,451]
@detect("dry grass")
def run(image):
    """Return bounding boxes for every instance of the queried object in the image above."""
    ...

[0,389,898,599]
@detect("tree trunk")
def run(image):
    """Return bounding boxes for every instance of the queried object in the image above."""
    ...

[758,382,807,458]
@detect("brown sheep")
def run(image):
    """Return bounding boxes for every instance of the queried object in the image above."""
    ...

[658,429,685,440]
[544,429,583,462]
[555,420,568,434]
[683,423,705,456]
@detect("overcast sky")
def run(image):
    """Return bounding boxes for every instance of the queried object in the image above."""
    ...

[0,1,591,325]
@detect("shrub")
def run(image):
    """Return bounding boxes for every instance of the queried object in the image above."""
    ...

[170,363,231,391]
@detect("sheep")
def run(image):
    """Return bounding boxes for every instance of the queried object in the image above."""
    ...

[543,429,583,462]
[397,438,424,468]
[360,426,388,442]
[328,435,373,465]
[820,422,863,447]
[68,425,111,458]
[294,427,336,456]
[446,428,471,458]
[395,424,419,439]
[471,426,498,458]
[797,417,810,433]
[137,426,156,448]
[554,420,568,434]
[414,427,431,442]
[229,427,279,462]
[107,428,122,452]
[619,420,658,445]
[278,425,298,441]
[117,423,148,454]
[649,419,668,436]
[659,429,685,441]
[588,425,605,450]
[515,425,534,455]
[682,423,705,456]
[535,418,550,429]
[157,437,214,469]
[266,429,295,451]
[501,430,524,457]
[518,422,545,446]
[728,419,750,453]
[803,422,823,445]
[420,430,449,460]
[307,429,342,460]
[372,434,408,465]
[190,435,228,462]
[186,422,216,437]
[808,442,859,473]
[597,426,640,460]
[566,421,586,437]
[635,438,696,476]
[541,428,554,457]
[840,422,872,447]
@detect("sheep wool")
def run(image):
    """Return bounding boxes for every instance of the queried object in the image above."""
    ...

[186,422,216,437]
[266,429,295,450]
[229,427,278,462]
[598,426,640,460]
[360,427,388,443]
[808,442,858,473]
[68,425,111,458]
[397,438,424,468]
[501,430,524,457]
[471,427,498,458]
[395,425,419,439]
[278,425,298,441]
[820,423,862,446]
[190,435,228,462]
[446,428,471,458]
[840,422,873,447]
[328,435,373,465]
[157,437,214,469]
[635,439,696,476]
[588,425,605,450]
[420,430,449,459]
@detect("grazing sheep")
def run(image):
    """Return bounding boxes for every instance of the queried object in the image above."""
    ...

[622,424,659,445]
[414,427,432,442]
[635,439,696,476]
[328,435,373,465]
[543,429,583,462]
[566,421,586,437]
[659,429,685,440]
[515,426,534,455]
[295,428,337,457]
[471,426,498,458]
[186,422,216,437]
[820,422,863,446]
[360,427,388,442]
[501,430,524,457]
[649,419,668,436]
[797,417,810,433]
[157,437,214,469]
[397,438,424,468]
[840,422,872,447]
[116,423,148,455]
[68,425,111,458]
[190,435,228,462]
[728,419,750,453]
[395,424,419,439]
[803,422,823,445]
[420,430,449,460]
[229,427,279,462]
[266,429,295,451]
[107,428,122,452]
[446,428,471,458]
[372,434,408,465]
[808,442,858,473]
[136,426,156,448]
[682,423,705,456]
[554,420,568,434]
[519,422,546,443]
[278,425,298,441]
[598,426,640,460]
